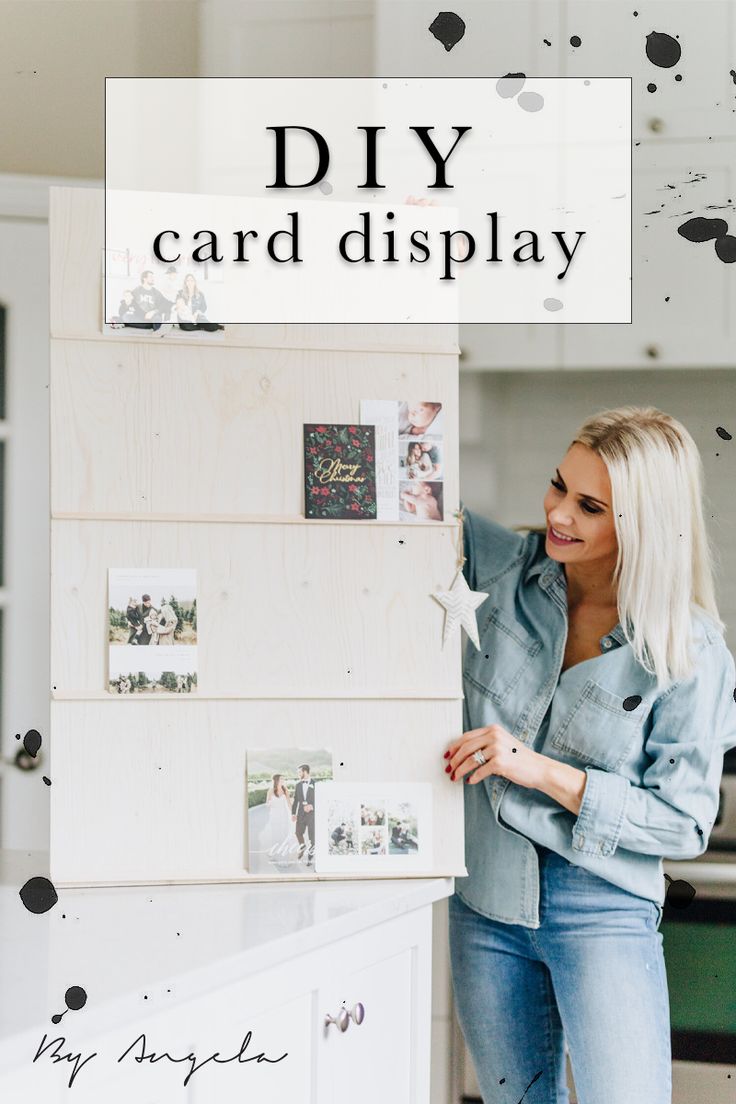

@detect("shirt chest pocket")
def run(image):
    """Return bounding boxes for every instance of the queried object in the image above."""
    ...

[464,605,542,706]
[549,679,648,771]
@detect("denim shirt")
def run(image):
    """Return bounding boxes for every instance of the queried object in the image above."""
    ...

[457,507,736,929]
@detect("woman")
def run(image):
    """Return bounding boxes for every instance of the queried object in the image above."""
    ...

[155,602,178,646]
[178,274,220,332]
[258,774,298,858]
[405,441,434,479]
[445,407,736,1104]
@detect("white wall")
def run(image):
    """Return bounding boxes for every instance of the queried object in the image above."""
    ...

[0,0,198,178]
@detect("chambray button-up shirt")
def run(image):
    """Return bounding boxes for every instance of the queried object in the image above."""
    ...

[457,508,736,929]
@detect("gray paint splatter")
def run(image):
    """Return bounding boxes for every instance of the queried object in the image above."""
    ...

[543,297,563,312]
[496,73,526,98]
[518,91,544,112]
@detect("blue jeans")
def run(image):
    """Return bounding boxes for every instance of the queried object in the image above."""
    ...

[449,847,671,1104]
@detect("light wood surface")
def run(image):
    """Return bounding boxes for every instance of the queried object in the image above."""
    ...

[51,517,463,697]
[50,336,459,517]
[49,185,465,885]
[49,697,465,885]
[49,186,459,353]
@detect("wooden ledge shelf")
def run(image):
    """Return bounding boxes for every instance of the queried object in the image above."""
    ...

[51,690,464,701]
[51,511,462,527]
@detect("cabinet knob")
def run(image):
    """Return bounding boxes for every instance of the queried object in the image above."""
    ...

[349,1002,365,1025]
[644,344,660,359]
[648,117,665,133]
[324,1008,350,1033]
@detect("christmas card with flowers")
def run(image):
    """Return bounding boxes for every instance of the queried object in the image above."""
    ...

[303,423,377,519]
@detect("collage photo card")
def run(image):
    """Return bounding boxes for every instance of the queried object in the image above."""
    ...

[360,400,444,521]
[315,782,433,874]
[107,568,198,694]
[246,748,333,875]
[303,423,377,519]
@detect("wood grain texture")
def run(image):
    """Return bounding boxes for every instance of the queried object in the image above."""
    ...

[49,185,464,885]
[51,518,463,697]
[49,698,465,885]
[50,337,459,517]
[49,186,459,353]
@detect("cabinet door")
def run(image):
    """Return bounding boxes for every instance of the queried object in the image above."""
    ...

[562,140,736,368]
[317,907,433,1104]
[564,0,736,142]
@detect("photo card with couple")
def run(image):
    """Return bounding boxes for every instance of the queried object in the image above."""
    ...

[246,747,333,875]
[315,782,433,874]
[107,568,197,694]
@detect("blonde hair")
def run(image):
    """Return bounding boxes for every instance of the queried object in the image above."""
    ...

[515,406,724,691]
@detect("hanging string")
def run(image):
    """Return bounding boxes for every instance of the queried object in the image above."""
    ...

[453,506,466,571]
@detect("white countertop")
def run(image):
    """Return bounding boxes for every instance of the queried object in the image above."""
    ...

[0,849,452,1070]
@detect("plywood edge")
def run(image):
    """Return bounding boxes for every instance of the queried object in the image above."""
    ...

[49,330,462,356]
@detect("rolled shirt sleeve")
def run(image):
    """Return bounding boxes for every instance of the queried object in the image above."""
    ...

[572,638,736,860]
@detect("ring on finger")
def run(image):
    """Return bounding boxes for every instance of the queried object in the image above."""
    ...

[472,749,487,767]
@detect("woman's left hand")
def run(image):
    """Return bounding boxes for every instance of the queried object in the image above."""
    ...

[445,724,545,789]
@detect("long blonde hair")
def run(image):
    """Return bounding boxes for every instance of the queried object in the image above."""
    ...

[515,406,724,691]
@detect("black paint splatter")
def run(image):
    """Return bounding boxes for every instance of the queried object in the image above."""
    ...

[42,776,51,786]
[570,35,582,47]
[675,73,683,82]
[678,216,727,241]
[51,985,88,1024]
[23,729,42,758]
[428,11,466,52]
[517,1070,544,1103]
[543,39,551,47]
[715,235,736,262]
[665,875,696,909]
[646,31,681,68]
[716,426,732,440]
[19,876,58,914]
[496,73,526,98]
[623,694,642,711]
[647,83,657,93]
[731,69,736,85]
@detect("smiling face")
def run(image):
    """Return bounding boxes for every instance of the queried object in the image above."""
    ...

[542,443,618,567]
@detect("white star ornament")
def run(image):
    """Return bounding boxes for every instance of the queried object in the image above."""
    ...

[432,571,489,650]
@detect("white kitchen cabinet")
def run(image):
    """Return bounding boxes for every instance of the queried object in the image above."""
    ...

[0,851,448,1104]
[563,0,736,142]
[562,140,736,368]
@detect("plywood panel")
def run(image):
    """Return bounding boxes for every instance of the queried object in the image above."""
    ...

[50,337,459,517]
[51,518,463,697]
[49,186,459,353]
[49,698,465,885]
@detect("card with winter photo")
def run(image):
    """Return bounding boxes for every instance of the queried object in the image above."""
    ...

[246,748,333,875]
[107,568,197,694]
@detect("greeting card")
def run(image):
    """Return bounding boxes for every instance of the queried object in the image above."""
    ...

[314,782,433,873]
[303,423,377,519]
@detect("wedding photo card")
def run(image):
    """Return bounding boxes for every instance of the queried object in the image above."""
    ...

[107,568,198,694]
[303,423,377,519]
[246,748,333,875]
[360,400,444,521]
[314,782,433,874]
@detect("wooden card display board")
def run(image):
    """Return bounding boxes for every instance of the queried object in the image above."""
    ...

[49,186,466,886]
